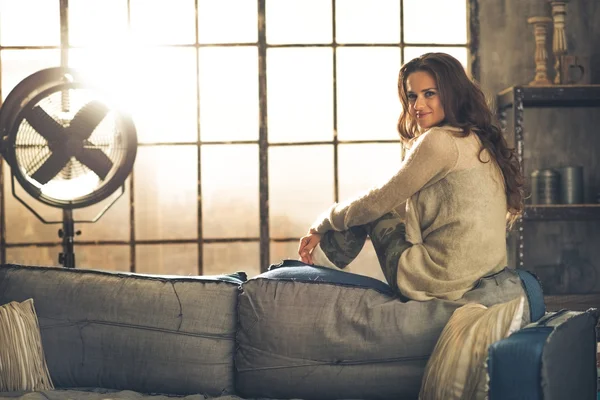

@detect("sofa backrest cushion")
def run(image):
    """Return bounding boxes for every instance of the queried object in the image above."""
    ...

[0,264,243,396]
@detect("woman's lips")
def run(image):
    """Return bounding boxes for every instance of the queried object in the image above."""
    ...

[417,112,431,119]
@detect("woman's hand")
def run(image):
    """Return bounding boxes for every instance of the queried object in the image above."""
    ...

[298,230,322,265]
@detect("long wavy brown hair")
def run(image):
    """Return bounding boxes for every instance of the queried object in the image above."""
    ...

[397,52,524,228]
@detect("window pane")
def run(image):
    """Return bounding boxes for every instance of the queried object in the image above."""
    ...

[1,50,61,101]
[337,143,402,282]
[268,48,333,143]
[337,47,401,141]
[0,0,60,46]
[201,145,259,238]
[335,0,400,44]
[130,0,196,45]
[266,0,332,44]
[403,47,469,69]
[4,161,62,243]
[403,0,467,44]
[136,244,198,275]
[269,145,334,239]
[199,0,258,44]
[72,181,130,242]
[338,143,402,200]
[6,246,60,267]
[69,0,128,46]
[199,47,259,142]
[134,146,198,241]
[203,242,260,278]
[77,245,130,272]
[132,48,197,143]
[73,47,198,144]
[270,241,298,266]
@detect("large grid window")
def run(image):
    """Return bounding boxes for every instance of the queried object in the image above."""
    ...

[0,0,470,280]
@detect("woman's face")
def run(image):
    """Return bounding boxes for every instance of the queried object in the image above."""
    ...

[406,71,445,131]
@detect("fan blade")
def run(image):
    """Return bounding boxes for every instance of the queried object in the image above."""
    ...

[30,148,71,185]
[23,146,53,176]
[68,101,110,140]
[23,106,66,143]
[77,147,113,180]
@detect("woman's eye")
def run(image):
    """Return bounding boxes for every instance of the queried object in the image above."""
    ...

[425,91,436,98]
[407,94,417,101]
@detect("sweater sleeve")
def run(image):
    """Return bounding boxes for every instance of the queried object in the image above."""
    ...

[311,127,460,233]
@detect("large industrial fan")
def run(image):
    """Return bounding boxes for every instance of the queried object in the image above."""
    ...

[0,67,137,268]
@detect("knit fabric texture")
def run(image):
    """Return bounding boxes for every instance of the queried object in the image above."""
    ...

[311,126,508,300]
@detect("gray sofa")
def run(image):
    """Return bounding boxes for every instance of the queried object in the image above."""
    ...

[0,261,594,400]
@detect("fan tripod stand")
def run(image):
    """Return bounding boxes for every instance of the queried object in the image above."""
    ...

[0,67,138,270]
[58,209,81,268]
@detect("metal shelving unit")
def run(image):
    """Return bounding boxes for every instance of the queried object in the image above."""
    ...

[523,204,600,221]
[497,85,600,109]
[497,85,600,311]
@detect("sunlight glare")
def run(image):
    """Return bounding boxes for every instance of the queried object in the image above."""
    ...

[199,47,259,142]
[0,0,60,46]
[1,50,61,101]
[267,48,333,143]
[68,43,139,115]
[129,0,196,45]
[70,44,198,144]
[335,0,400,44]
[266,0,332,44]
[337,47,401,141]
[38,171,101,201]
[198,0,258,44]
[403,0,467,44]
[68,0,128,46]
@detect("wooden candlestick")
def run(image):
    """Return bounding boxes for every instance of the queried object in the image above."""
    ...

[527,16,553,86]
[549,0,569,84]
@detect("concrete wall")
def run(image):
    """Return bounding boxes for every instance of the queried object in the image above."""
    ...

[478,0,600,295]
[479,0,599,95]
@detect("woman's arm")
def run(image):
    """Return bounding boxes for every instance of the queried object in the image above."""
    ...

[311,127,460,234]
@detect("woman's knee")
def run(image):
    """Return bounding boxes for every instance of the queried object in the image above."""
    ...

[319,226,368,269]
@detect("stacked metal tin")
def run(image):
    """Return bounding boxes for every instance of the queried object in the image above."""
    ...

[530,166,584,204]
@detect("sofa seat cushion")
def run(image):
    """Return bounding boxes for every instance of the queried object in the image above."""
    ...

[235,260,535,400]
[0,264,244,397]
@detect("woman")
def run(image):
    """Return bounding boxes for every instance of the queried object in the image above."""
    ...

[297,52,524,302]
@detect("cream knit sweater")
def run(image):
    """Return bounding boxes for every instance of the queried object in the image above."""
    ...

[311,126,508,301]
